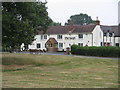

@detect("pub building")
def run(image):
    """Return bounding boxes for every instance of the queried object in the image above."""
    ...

[21,18,120,52]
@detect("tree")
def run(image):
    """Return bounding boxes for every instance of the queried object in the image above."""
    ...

[2,2,52,51]
[50,21,61,26]
[65,13,95,25]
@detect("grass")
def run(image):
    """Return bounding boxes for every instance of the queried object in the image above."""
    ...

[2,53,118,88]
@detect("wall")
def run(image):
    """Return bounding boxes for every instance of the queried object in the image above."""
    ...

[25,33,93,51]
[92,25,103,46]
[114,37,120,47]
[21,25,120,51]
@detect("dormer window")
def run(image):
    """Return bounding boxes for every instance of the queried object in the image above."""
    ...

[41,35,47,40]
[57,35,62,39]
[44,35,47,39]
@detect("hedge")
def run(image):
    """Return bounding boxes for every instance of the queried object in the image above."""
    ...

[71,45,120,57]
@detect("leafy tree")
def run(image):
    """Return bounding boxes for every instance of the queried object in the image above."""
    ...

[2,2,52,52]
[65,13,95,25]
[50,21,61,26]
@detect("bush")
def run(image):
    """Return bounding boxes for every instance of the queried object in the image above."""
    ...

[71,45,120,57]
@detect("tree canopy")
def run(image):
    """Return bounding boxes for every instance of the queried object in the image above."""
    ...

[65,13,95,25]
[50,21,61,26]
[2,2,52,51]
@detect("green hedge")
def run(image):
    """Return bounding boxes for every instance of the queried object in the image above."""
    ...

[71,45,120,57]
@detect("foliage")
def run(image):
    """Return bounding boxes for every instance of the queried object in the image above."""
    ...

[2,2,52,51]
[71,45,120,57]
[50,21,61,26]
[65,13,95,25]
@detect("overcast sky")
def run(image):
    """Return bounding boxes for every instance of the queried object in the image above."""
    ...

[46,0,119,25]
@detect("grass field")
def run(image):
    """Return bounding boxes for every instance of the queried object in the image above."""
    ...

[2,53,118,88]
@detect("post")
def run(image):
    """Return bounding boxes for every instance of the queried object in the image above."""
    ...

[92,33,93,46]
[103,32,104,46]
[110,37,111,46]
[66,47,70,55]
[106,35,107,46]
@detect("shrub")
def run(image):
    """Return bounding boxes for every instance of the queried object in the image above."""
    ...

[71,45,120,57]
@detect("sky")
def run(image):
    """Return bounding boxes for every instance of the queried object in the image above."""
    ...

[118,1,120,24]
[46,0,119,26]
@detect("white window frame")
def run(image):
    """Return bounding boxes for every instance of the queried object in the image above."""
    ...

[44,35,47,39]
[41,35,47,40]
[36,43,41,48]
[78,43,83,47]
[57,35,62,39]
[59,43,63,48]
[78,34,83,39]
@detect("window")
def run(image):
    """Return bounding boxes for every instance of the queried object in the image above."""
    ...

[116,43,119,47]
[49,43,53,47]
[37,43,41,48]
[59,43,63,48]
[104,33,107,36]
[101,42,103,46]
[57,35,62,39]
[41,35,43,40]
[44,35,47,39]
[41,35,47,40]
[109,33,112,37]
[78,43,83,46]
[78,34,83,38]
[24,44,28,49]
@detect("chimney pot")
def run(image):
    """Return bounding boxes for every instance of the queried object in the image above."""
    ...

[96,16,100,25]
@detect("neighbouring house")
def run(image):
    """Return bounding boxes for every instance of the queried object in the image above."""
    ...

[21,19,120,52]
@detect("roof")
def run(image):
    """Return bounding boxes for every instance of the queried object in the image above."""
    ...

[72,25,96,33]
[45,38,58,44]
[37,25,120,37]
[100,25,120,36]
[37,25,96,34]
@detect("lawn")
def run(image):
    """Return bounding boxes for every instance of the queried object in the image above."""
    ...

[2,53,118,88]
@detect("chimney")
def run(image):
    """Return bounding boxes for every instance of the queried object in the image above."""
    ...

[66,20,74,32]
[96,16,100,25]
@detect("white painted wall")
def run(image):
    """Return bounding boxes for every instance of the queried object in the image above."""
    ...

[92,25,103,46]
[103,36,120,46]
[114,37,120,46]
[21,25,120,51]
[22,33,93,51]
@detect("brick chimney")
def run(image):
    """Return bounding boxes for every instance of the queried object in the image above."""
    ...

[66,20,74,33]
[96,16,100,25]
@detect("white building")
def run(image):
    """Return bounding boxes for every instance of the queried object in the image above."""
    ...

[21,20,120,52]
